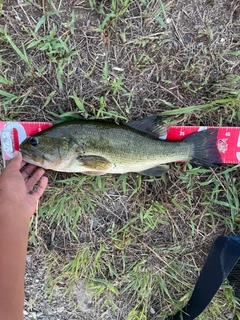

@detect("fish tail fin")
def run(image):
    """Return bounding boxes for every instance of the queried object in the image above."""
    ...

[184,129,221,167]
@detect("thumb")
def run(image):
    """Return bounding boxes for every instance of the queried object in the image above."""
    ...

[7,151,22,169]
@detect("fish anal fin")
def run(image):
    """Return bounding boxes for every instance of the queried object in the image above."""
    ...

[139,165,169,177]
[77,155,111,170]
[126,116,168,139]
[82,171,106,175]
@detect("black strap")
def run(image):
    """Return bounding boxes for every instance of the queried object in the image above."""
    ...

[166,235,240,320]
[228,260,240,298]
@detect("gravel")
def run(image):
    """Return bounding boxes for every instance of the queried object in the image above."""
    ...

[24,255,118,320]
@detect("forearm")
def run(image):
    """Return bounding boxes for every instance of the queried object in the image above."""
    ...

[0,154,47,319]
[0,207,29,320]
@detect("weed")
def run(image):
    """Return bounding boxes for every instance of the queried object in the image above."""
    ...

[0,90,30,114]
[101,61,127,94]
[26,18,78,89]
[0,27,32,66]
[93,0,132,32]
[160,98,240,116]
[0,72,13,86]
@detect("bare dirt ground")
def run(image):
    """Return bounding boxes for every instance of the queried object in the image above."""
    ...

[1,0,240,319]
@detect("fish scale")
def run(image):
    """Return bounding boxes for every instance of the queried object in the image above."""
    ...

[0,121,240,170]
[18,121,194,174]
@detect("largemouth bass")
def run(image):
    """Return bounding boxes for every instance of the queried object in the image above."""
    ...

[20,116,221,177]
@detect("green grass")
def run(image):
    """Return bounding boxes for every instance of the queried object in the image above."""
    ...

[91,0,132,32]
[28,166,240,319]
[1,0,240,319]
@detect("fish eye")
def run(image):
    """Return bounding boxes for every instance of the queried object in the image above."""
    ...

[29,137,39,147]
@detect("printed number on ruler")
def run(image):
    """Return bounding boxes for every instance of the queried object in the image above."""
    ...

[237,130,240,161]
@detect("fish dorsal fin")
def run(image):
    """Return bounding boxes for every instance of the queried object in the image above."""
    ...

[76,155,111,171]
[126,116,168,139]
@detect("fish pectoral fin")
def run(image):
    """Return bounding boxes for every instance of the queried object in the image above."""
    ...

[77,155,111,170]
[139,165,169,177]
[126,116,168,139]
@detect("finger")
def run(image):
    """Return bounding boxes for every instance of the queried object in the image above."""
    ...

[31,176,48,201]
[21,164,38,180]
[25,167,45,191]
[20,160,26,169]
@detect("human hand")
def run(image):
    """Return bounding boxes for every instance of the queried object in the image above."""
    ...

[0,151,48,220]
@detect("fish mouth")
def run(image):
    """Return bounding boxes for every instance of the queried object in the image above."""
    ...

[19,148,29,160]
[20,148,42,165]
[19,146,32,158]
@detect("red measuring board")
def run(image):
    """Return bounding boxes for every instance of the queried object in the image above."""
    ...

[166,126,240,164]
[0,121,240,165]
